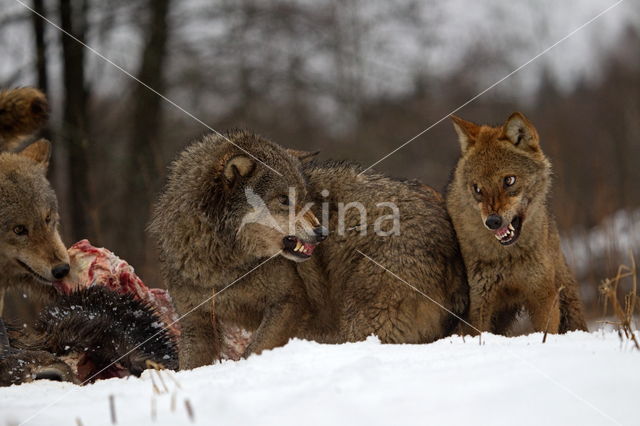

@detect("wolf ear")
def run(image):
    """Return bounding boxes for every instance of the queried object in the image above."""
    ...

[223,155,256,186]
[451,115,479,153]
[19,139,51,171]
[287,149,319,163]
[502,112,540,152]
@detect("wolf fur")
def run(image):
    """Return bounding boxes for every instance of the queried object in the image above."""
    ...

[0,140,70,308]
[445,112,587,335]
[150,130,469,370]
[150,131,325,369]
[297,160,469,344]
[0,88,49,152]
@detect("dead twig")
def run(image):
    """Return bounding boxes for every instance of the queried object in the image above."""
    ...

[599,251,639,350]
[151,396,157,422]
[185,398,195,423]
[109,394,117,425]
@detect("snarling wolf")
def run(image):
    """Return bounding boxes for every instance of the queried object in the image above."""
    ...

[150,130,469,369]
[1,286,177,386]
[446,112,588,335]
[0,88,49,152]
[0,140,70,304]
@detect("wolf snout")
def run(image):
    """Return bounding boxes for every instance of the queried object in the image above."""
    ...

[51,263,70,280]
[313,225,329,242]
[485,214,503,230]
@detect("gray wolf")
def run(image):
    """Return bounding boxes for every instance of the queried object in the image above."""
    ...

[150,130,469,369]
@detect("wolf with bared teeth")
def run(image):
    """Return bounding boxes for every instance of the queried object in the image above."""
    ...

[446,112,588,335]
[151,130,469,370]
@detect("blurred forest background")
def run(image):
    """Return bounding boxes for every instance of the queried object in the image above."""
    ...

[1,0,639,321]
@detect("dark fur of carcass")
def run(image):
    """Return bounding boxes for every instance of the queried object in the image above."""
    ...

[1,286,177,386]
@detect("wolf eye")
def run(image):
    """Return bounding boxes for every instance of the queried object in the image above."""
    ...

[504,176,516,187]
[45,214,52,225]
[472,184,482,194]
[279,195,290,206]
[13,225,28,236]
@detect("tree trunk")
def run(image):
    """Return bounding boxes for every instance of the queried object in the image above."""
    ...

[59,0,94,242]
[121,0,171,273]
[32,0,48,95]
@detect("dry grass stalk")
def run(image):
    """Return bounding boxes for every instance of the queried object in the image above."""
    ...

[109,394,117,424]
[155,370,169,393]
[149,370,161,395]
[151,396,157,422]
[184,398,195,423]
[599,252,639,350]
[165,370,183,390]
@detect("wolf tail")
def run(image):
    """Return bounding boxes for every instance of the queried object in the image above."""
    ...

[0,87,49,151]
[31,286,178,380]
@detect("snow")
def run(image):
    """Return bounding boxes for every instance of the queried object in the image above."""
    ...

[1,331,638,426]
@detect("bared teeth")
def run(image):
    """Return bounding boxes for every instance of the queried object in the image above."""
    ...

[294,242,302,252]
[495,228,515,242]
[508,223,515,231]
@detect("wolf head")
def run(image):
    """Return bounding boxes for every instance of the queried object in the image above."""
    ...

[449,112,551,247]
[0,88,49,152]
[0,140,70,288]
[152,131,327,265]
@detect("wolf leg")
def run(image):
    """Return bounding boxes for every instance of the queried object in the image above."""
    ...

[556,264,588,332]
[527,294,560,334]
[467,280,497,334]
[491,307,519,336]
[170,283,220,370]
[242,300,304,357]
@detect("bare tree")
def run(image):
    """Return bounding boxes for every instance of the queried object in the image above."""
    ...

[120,0,172,271]
[31,0,48,95]
[59,0,95,242]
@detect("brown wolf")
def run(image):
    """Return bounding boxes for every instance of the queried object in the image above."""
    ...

[0,140,71,306]
[445,112,588,335]
[0,88,49,152]
[150,130,468,370]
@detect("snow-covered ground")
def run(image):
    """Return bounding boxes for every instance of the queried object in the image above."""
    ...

[1,331,638,426]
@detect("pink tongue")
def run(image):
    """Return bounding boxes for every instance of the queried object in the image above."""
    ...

[303,243,316,254]
[495,225,509,235]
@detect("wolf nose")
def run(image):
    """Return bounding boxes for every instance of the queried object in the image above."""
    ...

[485,214,503,230]
[51,263,70,280]
[313,225,329,242]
